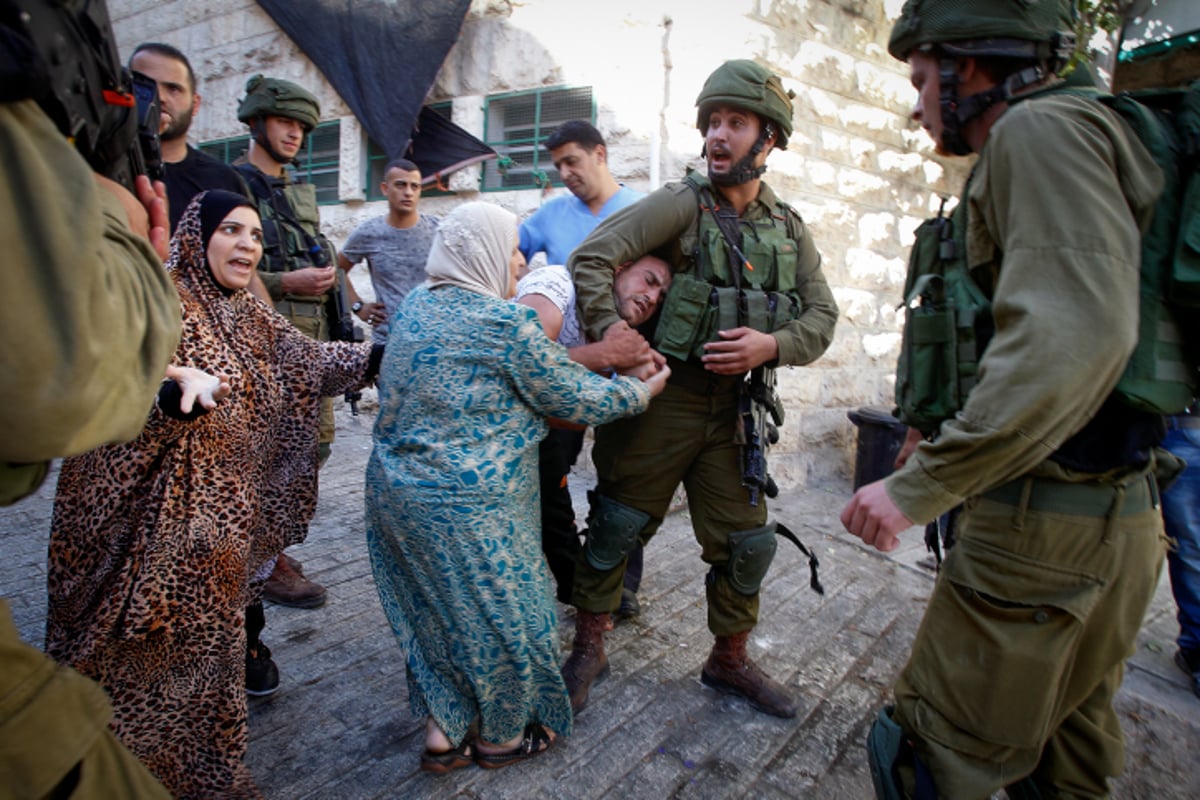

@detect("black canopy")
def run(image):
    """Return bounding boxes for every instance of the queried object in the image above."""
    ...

[255,0,495,179]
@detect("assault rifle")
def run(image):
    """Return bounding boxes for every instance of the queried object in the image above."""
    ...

[737,366,782,506]
[6,0,163,190]
[737,367,826,596]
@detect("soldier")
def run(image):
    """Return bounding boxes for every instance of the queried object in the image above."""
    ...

[232,75,338,697]
[841,2,1167,797]
[562,60,839,718]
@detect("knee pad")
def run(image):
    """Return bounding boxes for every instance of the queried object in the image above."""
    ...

[583,491,650,572]
[723,523,778,596]
[867,706,938,800]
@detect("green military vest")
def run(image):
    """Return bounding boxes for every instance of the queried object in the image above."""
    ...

[236,166,335,275]
[653,172,805,362]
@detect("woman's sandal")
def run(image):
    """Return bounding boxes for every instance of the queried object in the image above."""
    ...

[420,738,474,774]
[473,723,555,770]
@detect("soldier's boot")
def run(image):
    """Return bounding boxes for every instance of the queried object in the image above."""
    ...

[700,630,797,718]
[561,610,611,713]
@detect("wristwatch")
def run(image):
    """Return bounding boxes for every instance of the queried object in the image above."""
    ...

[351,301,364,313]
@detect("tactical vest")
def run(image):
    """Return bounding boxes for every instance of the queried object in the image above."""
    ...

[652,173,805,362]
[893,189,994,434]
[894,85,1200,437]
[237,166,336,276]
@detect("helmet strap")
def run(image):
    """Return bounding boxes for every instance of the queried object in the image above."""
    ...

[250,117,300,166]
[938,56,1047,156]
[708,124,771,186]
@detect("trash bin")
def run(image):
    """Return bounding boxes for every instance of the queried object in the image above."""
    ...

[847,406,908,490]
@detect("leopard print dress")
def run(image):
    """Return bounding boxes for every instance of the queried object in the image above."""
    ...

[45,194,372,799]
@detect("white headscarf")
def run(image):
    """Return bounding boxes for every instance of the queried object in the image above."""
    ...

[425,202,518,299]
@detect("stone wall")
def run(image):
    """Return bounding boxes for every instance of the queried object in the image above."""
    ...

[107,0,971,489]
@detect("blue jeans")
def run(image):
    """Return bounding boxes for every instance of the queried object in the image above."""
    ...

[1162,424,1200,655]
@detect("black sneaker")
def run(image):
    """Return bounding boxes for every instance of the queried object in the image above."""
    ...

[247,641,280,697]
[1174,648,1200,699]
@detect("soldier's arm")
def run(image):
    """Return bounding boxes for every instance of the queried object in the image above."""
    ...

[570,184,695,341]
[773,211,838,367]
[1,101,182,465]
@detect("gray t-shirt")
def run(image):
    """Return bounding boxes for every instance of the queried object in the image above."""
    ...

[514,265,584,349]
[341,214,440,343]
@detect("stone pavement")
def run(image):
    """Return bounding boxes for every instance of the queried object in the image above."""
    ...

[2,405,1197,799]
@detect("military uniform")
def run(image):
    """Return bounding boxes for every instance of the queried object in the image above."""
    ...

[236,163,338,448]
[2,99,178,798]
[569,171,838,633]
[871,4,1171,793]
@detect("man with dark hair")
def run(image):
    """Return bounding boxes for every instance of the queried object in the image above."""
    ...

[518,120,649,615]
[520,119,643,266]
[129,43,250,234]
[337,158,439,344]
[843,1,1166,797]
[563,61,838,719]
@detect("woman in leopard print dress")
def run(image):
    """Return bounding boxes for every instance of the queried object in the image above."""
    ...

[45,191,376,799]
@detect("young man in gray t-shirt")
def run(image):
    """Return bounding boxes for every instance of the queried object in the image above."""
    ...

[338,158,439,344]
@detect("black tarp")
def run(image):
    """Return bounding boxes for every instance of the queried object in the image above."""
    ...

[408,105,496,188]
[255,0,495,181]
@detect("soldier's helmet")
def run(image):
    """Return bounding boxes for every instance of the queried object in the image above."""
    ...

[695,60,795,150]
[237,75,320,132]
[888,0,1076,63]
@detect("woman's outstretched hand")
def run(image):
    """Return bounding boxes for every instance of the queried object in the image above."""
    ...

[166,365,233,413]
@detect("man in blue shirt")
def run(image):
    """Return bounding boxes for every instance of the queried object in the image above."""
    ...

[519,121,648,617]
[520,120,643,265]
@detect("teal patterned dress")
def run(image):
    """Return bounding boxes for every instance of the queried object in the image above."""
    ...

[366,285,650,746]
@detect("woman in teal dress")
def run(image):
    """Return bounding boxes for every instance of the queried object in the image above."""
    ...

[365,202,668,771]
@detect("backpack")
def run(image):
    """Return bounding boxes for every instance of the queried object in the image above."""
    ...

[894,80,1200,431]
[1100,83,1200,413]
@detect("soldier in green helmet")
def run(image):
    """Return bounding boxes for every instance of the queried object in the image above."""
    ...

[561,60,838,719]
[233,76,334,657]
[841,1,1167,797]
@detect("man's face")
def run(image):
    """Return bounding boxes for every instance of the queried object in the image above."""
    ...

[613,256,672,327]
[381,167,422,216]
[908,51,950,155]
[130,50,198,141]
[704,105,771,179]
[262,115,305,162]
[550,142,608,204]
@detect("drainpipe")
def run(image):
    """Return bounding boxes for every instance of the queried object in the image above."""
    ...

[651,15,673,190]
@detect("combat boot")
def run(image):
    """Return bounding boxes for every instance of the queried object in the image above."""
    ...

[700,630,797,718]
[560,610,610,713]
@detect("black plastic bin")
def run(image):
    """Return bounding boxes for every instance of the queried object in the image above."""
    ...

[847,407,909,490]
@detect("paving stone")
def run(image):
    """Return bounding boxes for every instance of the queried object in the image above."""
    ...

[1,406,1197,798]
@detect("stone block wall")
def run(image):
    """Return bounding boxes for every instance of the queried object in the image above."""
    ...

[107,0,972,490]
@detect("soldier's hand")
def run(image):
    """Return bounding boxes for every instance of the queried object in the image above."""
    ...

[358,302,387,325]
[601,320,653,370]
[701,327,779,374]
[840,480,914,552]
[97,174,170,261]
[281,266,337,296]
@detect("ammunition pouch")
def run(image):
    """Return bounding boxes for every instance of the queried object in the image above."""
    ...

[584,491,651,572]
[653,279,802,363]
[723,523,778,595]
